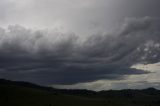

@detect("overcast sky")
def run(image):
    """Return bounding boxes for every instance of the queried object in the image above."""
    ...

[0,0,160,90]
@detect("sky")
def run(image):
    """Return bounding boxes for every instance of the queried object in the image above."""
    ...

[0,0,160,91]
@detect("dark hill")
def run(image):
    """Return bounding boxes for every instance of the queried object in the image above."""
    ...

[1,79,160,106]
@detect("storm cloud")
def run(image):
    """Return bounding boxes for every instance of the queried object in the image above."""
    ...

[0,17,160,85]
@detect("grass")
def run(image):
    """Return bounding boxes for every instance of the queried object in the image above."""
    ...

[0,84,160,106]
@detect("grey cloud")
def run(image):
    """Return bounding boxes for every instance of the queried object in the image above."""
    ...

[81,17,160,65]
[0,17,160,85]
[1,0,160,35]
[103,81,160,90]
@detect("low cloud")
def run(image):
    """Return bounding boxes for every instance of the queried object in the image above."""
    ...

[0,17,160,85]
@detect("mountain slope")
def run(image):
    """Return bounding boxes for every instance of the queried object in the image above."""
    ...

[0,79,160,106]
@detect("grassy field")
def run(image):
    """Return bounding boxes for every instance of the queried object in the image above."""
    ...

[0,80,160,106]
[0,85,109,106]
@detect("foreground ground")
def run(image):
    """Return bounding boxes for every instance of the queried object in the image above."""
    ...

[0,79,160,106]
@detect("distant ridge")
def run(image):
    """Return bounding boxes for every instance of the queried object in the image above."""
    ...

[0,79,96,95]
[1,79,160,106]
[0,78,56,91]
[0,78,159,97]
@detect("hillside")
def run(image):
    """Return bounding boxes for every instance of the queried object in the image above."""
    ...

[0,79,160,106]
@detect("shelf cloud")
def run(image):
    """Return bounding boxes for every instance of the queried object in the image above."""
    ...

[0,17,160,85]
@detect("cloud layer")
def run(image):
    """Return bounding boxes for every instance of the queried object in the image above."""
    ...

[0,17,160,85]
[1,0,160,36]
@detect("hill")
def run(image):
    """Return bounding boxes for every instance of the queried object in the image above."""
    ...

[0,79,160,106]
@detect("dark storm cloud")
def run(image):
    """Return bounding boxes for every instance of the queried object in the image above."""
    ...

[0,17,160,85]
